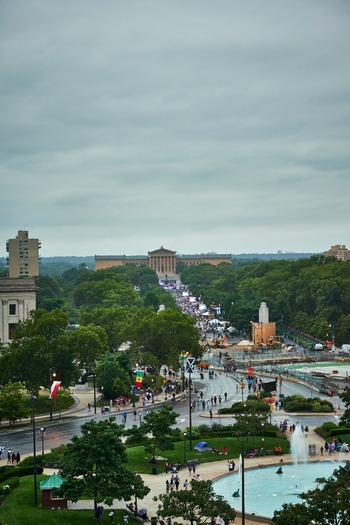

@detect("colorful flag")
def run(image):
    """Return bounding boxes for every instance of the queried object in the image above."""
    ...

[135,370,144,388]
[50,381,61,399]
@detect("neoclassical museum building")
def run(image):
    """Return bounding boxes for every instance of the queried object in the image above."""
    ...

[95,247,231,282]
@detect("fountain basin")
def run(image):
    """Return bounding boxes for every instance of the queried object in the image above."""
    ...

[213,461,346,518]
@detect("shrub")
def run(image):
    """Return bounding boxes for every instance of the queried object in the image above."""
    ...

[0,466,43,484]
[0,484,11,495]
[283,395,333,413]
[5,476,19,491]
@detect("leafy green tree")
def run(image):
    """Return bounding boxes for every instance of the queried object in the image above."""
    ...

[73,270,140,309]
[36,275,65,311]
[0,309,79,394]
[59,418,150,518]
[181,256,350,344]
[140,283,176,310]
[272,462,350,525]
[155,479,235,525]
[339,387,350,427]
[129,307,202,369]
[126,405,179,460]
[79,306,133,352]
[0,383,29,425]
[68,324,109,368]
[95,353,132,400]
[272,502,312,525]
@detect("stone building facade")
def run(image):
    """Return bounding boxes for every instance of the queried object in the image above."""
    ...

[95,247,231,278]
[323,244,350,261]
[0,278,37,346]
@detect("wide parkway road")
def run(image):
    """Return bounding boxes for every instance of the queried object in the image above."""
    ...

[0,369,341,458]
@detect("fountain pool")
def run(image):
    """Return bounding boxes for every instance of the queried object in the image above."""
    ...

[213,461,346,518]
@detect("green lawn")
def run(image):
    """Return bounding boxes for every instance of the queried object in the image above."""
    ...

[25,392,74,416]
[0,435,289,524]
[125,435,289,474]
[0,475,140,525]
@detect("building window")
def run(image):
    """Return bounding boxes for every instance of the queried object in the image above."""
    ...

[51,491,65,500]
[8,323,17,340]
[9,304,16,315]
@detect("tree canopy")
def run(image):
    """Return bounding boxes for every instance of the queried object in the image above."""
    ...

[155,479,235,525]
[59,418,150,517]
[339,387,350,427]
[125,405,179,459]
[0,309,79,393]
[181,257,350,344]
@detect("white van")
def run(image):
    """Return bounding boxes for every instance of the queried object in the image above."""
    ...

[314,343,324,351]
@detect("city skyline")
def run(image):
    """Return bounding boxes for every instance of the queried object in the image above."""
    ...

[1,1,349,257]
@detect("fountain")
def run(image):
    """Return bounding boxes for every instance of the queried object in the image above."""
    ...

[214,461,346,518]
[290,423,308,463]
[213,422,344,517]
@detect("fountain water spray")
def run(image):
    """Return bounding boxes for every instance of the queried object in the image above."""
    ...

[290,423,308,463]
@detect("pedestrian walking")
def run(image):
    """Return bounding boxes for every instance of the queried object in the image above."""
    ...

[108,510,114,522]
[88,403,91,412]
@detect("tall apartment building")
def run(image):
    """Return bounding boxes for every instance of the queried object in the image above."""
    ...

[6,230,41,277]
[323,244,350,261]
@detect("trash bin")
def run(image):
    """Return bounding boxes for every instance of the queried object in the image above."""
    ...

[152,467,157,475]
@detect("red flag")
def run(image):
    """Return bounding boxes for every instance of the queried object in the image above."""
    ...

[50,381,61,399]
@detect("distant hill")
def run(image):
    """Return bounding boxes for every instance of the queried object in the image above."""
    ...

[233,252,316,261]
[0,252,318,277]
[0,256,95,277]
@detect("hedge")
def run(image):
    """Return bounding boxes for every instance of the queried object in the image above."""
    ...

[0,466,43,484]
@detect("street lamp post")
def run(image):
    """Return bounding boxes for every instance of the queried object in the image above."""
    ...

[49,367,56,421]
[86,371,97,414]
[236,432,245,525]
[132,386,136,408]
[261,422,264,455]
[183,432,187,465]
[92,372,97,414]
[39,427,46,456]
[139,411,142,427]
[32,395,38,507]
[241,380,245,402]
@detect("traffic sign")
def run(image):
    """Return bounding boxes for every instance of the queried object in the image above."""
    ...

[186,357,196,373]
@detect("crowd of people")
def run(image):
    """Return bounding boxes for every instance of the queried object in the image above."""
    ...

[5,449,20,464]
[164,463,202,494]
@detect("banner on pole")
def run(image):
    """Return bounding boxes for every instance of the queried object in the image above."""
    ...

[50,381,61,399]
[135,370,144,388]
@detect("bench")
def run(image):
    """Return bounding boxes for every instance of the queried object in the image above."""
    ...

[187,459,201,466]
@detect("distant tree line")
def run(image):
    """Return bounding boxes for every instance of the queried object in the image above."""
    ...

[180,255,350,345]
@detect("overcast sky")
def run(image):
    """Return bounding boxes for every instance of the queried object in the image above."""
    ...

[1,1,349,257]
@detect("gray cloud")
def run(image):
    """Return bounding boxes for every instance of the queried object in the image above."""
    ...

[1,0,349,256]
